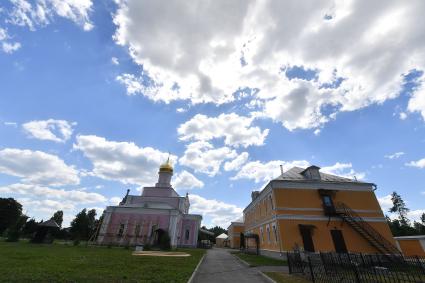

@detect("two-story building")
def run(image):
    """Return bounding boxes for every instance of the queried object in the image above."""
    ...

[227,219,244,249]
[242,165,398,258]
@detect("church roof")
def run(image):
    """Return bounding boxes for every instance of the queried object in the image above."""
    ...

[159,157,173,173]
[39,219,59,228]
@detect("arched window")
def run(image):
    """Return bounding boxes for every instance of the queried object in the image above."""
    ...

[185,228,190,241]
[266,225,271,243]
[117,224,125,237]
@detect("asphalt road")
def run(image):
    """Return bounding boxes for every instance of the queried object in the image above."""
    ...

[191,248,268,283]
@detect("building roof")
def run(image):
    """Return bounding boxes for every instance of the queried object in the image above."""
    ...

[159,157,173,173]
[39,219,59,228]
[216,233,228,239]
[273,166,369,184]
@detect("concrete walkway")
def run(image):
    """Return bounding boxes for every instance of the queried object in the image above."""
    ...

[191,248,269,283]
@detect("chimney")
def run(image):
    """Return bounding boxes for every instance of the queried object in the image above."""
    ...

[280,165,284,176]
[251,191,260,201]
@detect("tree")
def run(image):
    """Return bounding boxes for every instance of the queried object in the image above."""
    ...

[22,218,39,238]
[389,191,410,225]
[69,208,98,241]
[51,211,63,228]
[0,198,23,235]
[6,215,28,242]
[70,209,89,241]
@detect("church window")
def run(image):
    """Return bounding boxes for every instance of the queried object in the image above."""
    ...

[135,224,141,236]
[185,229,190,241]
[117,224,125,237]
[260,227,264,243]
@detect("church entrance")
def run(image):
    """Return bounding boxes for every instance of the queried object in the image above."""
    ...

[153,228,165,246]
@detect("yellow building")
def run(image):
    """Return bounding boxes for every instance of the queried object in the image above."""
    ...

[227,220,244,249]
[394,236,425,256]
[242,165,399,258]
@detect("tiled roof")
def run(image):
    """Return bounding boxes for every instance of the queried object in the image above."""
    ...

[273,166,368,184]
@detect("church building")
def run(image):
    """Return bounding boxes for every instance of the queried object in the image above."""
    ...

[96,159,202,248]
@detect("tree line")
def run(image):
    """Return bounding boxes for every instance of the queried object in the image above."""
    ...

[386,191,425,236]
[0,197,102,243]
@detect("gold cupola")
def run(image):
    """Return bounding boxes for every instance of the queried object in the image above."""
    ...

[159,157,173,173]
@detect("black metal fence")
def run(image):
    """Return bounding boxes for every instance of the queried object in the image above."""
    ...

[287,251,425,283]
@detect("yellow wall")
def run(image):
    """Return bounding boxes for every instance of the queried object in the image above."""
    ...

[243,185,396,254]
[228,224,244,249]
[396,239,425,256]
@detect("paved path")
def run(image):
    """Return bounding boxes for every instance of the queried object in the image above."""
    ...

[191,248,269,283]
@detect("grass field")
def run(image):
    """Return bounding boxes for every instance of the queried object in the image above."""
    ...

[232,251,288,267]
[0,240,205,283]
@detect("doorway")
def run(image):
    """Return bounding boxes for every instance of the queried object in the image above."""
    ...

[299,225,315,252]
[331,229,348,253]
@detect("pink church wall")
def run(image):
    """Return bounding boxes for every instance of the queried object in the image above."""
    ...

[101,212,171,245]
[179,218,198,247]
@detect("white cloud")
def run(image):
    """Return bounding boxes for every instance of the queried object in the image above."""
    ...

[224,152,249,171]
[178,113,269,148]
[73,135,175,186]
[0,148,79,186]
[321,162,365,180]
[378,194,393,212]
[405,158,425,168]
[179,141,237,176]
[399,112,407,120]
[173,170,204,191]
[22,119,76,142]
[7,0,93,31]
[111,57,119,65]
[3,121,17,127]
[113,0,425,131]
[0,183,106,203]
[384,152,405,160]
[0,27,21,54]
[232,159,310,183]
[109,196,122,205]
[188,194,243,228]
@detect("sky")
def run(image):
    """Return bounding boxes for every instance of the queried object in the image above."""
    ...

[1,0,425,228]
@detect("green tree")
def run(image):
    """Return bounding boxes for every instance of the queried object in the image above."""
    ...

[6,215,28,242]
[0,198,23,235]
[70,209,89,241]
[51,211,63,228]
[22,218,39,238]
[389,191,410,225]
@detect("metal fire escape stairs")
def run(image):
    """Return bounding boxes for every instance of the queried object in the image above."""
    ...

[334,202,401,255]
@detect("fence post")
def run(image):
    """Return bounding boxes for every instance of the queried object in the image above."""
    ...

[308,256,315,283]
[360,253,365,267]
[348,253,361,283]
[287,252,292,274]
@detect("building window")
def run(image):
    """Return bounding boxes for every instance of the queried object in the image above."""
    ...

[260,227,264,243]
[267,225,271,243]
[185,229,190,241]
[273,224,278,243]
[117,224,125,237]
[269,195,274,210]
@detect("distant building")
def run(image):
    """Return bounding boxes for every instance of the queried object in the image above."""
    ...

[227,220,244,249]
[215,233,228,248]
[234,165,400,258]
[96,159,202,248]
[394,235,425,256]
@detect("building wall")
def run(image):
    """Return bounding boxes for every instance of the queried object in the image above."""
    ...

[178,218,199,248]
[396,239,425,256]
[243,183,396,254]
[228,223,244,249]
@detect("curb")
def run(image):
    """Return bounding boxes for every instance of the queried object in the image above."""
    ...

[258,271,277,283]
[187,254,205,283]
[231,253,253,267]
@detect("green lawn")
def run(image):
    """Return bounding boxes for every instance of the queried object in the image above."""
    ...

[0,241,205,283]
[232,252,287,267]
[264,272,310,283]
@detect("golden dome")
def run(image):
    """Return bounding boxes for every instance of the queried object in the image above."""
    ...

[159,157,173,173]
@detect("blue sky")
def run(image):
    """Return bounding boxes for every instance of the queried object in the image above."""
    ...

[1,0,425,227]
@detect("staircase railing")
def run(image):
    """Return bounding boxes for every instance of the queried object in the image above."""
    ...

[335,202,401,255]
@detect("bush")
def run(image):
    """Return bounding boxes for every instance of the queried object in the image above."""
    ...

[6,228,20,242]
[143,243,151,251]
[73,239,80,246]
